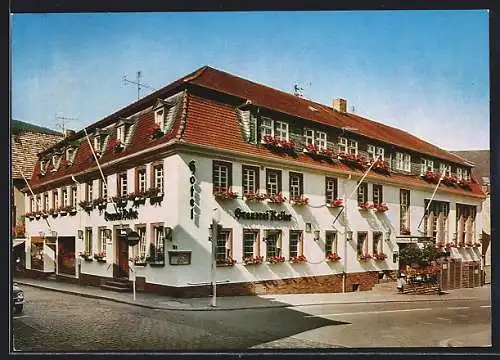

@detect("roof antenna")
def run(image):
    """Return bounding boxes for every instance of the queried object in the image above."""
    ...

[55,114,77,134]
[293,84,304,98]
[351,105,356,113]
[123,70,156,100]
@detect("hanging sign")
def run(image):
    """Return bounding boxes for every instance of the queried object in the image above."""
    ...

[104,208,139,221]
[234,208,292,221]
[126,231,140,247]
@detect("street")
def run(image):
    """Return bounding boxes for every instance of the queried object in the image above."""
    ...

[12,286,491,351]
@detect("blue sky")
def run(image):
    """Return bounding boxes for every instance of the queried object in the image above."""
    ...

[11,10,489,150]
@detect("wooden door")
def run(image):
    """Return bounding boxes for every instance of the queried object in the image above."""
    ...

[117,233,129,278]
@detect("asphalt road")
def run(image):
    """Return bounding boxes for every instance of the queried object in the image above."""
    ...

[11,286,491,351]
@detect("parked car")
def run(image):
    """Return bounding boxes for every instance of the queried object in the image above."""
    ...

[12,284,24,313]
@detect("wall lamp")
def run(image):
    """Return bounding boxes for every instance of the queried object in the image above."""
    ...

[346,231,353,242]
[313,230,320,241]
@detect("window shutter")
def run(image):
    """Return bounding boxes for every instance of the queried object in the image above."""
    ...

[237,109,252,142]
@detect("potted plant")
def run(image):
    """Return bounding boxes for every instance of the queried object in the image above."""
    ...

[213,188,239,200]
[243,256,264,265]
[113,140,124,153]
[79,200,93,214]
[267,255,286,264]
[326,198,343,208]
[358,201,373,211]
[326,252,341,262]
[151,125,164,140]
[289,255,307,264]
[290,196,309,206]
[374,203,389,213]
[80,251,93,261]
[93,251,106,262]
[374,252,387,261]
[243,192,268,202]
[358,254,373,261]
[268,193,287,204]
[131,255,147,266]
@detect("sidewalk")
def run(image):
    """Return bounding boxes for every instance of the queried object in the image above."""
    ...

[13,277,490,311]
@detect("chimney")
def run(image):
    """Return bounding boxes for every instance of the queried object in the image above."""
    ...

[333,98,347,113]
[65,129,75,138]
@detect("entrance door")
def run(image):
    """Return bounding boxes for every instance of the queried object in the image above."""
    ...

[116,230,129,278]
[57,236,76,276]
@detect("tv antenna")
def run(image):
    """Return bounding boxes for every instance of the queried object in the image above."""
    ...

[123,71,156,100]
[55,114,77,134]
[293,81,312,99]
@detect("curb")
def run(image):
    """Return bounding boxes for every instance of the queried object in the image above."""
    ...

[15,281,480,312]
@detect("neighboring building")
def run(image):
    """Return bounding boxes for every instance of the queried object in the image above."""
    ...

[452,150,490,284]
[23,66,485,296]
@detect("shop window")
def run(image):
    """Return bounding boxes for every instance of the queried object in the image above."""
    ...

[242,165,260,195]
[265,230,282,259]
[213,161,232,193]
[356,232,368,257]
[289,231,303,258]
[289,172,304,201]
[266,169,282,197]
[242,230,260,260]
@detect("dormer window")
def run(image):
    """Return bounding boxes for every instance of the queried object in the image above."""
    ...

[304,129,327,150]
[421,159,434,175]
[260,118,289,141]
[51,154,61,172]
[116,125,125,143]
[457,168,470,181]
[40,160,48,175]
[153,98,176,136]
[367,145,384,160]
[395,152,411,172]
[348,139,358,155]
[92,128,110,155]
[439,163,451,176]
[93,136,102,154]
[155,108,165,130]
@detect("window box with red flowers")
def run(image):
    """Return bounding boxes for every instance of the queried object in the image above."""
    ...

[326,252,342,262]
[421,171,440,184]
[216,257,237,267]
[145,187,164,205]
[358,254,372,261]
[243,192,268,202]
[59,205,74,216]
[113,140,125,154]
[261,135,296,153]
[445,242,457,249]
[289,255,307,264]
[151,125,164,140]
[441,175,458,187]
[358,201,373,211]
[267,256,286,264]
[326,198,343,208]
[243,256,264,265]
[213,188,239,200]
[374,203,389,213]
[48,208,59,217]
[302,143,318,155]
[268,193,287,204]
[338,153,367,170]
[93,251,107,262]
[128,192,146,207]
[25,212,35,220]
[457,179,472,190]
[369,159,391,175]
[80,251,93,262]
[290,196,309,206]
[374,252,387,261]
[79,200,93,214]
[130,256,147,266]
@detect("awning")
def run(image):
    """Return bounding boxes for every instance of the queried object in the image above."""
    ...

[12,239,26,248]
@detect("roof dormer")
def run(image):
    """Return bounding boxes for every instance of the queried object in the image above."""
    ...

[93,128,110,155]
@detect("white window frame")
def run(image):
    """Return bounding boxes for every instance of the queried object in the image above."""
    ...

[456,168,463,180]
[261,118,274,139]
[85,227,93,254]
[66,147,74,162]
[338,137,348,153]
[367,145,384,160]
[153,165,164,193]
[348,139,358,155]
[373,184,383,205]
[99,179,108,200]
[421,159,434,175]
[71,186,78,208]
[213,163,229,192]
[243,230,259,259]
[395,152,411,172]
[43,193,49,210]
[62,188,69,206]
[275,121,289,140]
[137,169,147,193]
[267,171,279,196]
[53,190,59,209]
[373,232,383,255]
[325,231,338,255]
[242,166,257,195]
[289,231,303,258]
[86,182,93,202]
[439,163,451,176]
[155,107,165,131]
[93,136,102,153]
[289,173,302,199]
[119,173,128,197]
[315,131,327,150]
[304,129,314,145]
[98,227,107,256]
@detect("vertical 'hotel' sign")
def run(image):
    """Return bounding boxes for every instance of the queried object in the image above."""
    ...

[188,160,196,220]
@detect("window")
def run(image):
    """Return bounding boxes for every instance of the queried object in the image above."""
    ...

[395,152,411,172]
[51,154,61,170]
[152,164,164,193]
[43,193,49,210]
[338,137,348,153]
[289,231,303,258]
[136,168,147,193]
[242,165,259,195]
[84,227,93,254]
[357,182,368,205]
[216,229,232,262]
[86,182,93,202]
[71,186,78,208]
[424,200,450,244]
[213,161,231,193]
[93,136,103,154]
[400,189,410,234]
[261,118,274,138]
[265,230,282,259]
[266,169,282,196]
[98,227,107,256]
[439,163,451,176]
[275,121,288,140]
[372,184,383,205]
[456,204,477,245]
[373,232,383,255]
[52,190,59,209]
[325,231,338,255]
[116,125,126,143]
[62,188,69,206]
[289,172,304,200]
[155,108,165,130]
[29,196,34,213]
[40,160,47,174]
[150,224,165,263]
[243,230,259,260]
[357,232,368,257]
[348,139,358,155]
[66,147,74,162]
[35,195,41,212]
[135,226,147,259]
[325,177,338,203]
[463,169,470,181]
[99,179,108,200]
[456,168,463,180]
[305,129,327,149]
[367,145,384,160]
[304,129,314,145]
[118,172,128,197]
[421,159,434,175]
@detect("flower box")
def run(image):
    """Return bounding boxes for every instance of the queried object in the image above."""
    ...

[358,202,373,211]
[216,258,237,267]
[243,193,268,202]
[326,252,341,262]
[458,179,472,190]
[80,252,92,261]
[243,256,264,265]
[268,193,287,204]
[421,171,440,184]
[93,252,106,262]
[261,136,296,153]
[370,159,391,175]
[151,127,164,140]
[338,152,367,170]
[289,255,307,264]
[213,189,239,200]
[130,256,148,266]
[267,256,286,264]
[290,196,309,206]
[79,201,93,214]
[441,175,458,187]
[113,141,124,154]
[326,198,344,208]
[150,194,164,206]
[374,253,387,261]
[374,203,389,212]
[358,254,372,261]
[445,242,457,249]
[112,196,128,208]
[400,229,411,235]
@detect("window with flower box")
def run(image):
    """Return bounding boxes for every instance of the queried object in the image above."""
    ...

[456,204,476,245]
[357,232,369,257]
[150,224,165,264]
[117,172,128,197]
[289,231,303,258]
[242,165,259,196]
[338,137,348,153]
[367,145,384,160]
[304,129,327,150]
[424,200,449,244]
[98,227,107,257]
[71,186,78,208]
[372,184,383,206]
[373,232,383,255]
[395,152,411,172]
[260,118,289,141]
[99,178,108,200]
[400,189,410,234]
[261,118,273,138]
[421,159,434,175]
[86,181,93,202]
[52,190,59,210]
[43,193,49,211]
[357,182,368,205]
[439,163,451,176]
[243,229,260,260]
[325,177,338,204]
[152,163,164,194]
[216,229,233,264]
[266,169,282,197]
[289,172,304,201]
[85,227,93,254]
[325,231,338,255]
[136,167,147,194]
[348,139,358,155]
[134,226,147,260]
[265,230,282,259]
[213,161,232,193]
[275,121,289,140]
[62,188,69,207]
